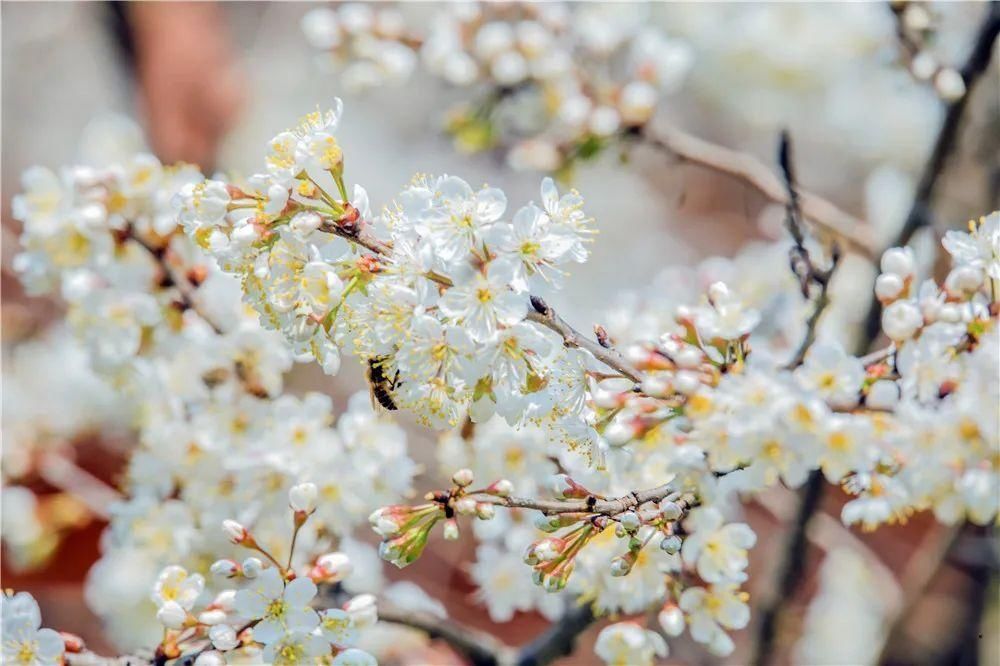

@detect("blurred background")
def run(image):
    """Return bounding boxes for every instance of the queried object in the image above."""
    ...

[2,2,998,664]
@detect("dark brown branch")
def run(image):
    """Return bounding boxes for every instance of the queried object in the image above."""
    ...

[750,469,826,666]
[516,604,596,666]
[378,604,515,666]
[859,2,1000,348]
[777,131,843,368]
[875,523,964,663]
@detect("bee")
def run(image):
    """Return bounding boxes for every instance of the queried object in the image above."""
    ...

[366,356,399,412]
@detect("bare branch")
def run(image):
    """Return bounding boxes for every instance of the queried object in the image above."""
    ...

[478,484,682,517]
[749,469,826,666]
[639,125,876,259]
[526,296,642,383]
[378,603,516,666]
[777,130,843,369]
[516,604,596,666]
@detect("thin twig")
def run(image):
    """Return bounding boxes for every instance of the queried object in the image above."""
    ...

[477,484,681,517]
[638,125,876,259]
[126,228,224,335]
[777,130,843,369]
[859,3,1000,348]
[526,296,641,383]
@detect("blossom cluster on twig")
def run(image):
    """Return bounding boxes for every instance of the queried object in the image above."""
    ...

[4,95,998,666]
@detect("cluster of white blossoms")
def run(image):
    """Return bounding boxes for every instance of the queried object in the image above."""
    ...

[7,99,998,666]
[302,2,692,173]
[141,484,379,665]
[9,127,419,655]
[371,201,995,660]
[178,102,601,439]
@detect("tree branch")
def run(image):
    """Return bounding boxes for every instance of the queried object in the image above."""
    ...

[638,125,876,259]
[749,468,826,666]
[777,130,843,369]
[874,523,964,664]
[477,485,683,517]
[859,2,1000,348]
[125,227,224,335]
[526,296,641,383]
[515,604,596,666]
[378,603,516,666]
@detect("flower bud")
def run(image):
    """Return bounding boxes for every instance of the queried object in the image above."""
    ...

[289,482,318,514]
[368,508,403,537]
[442,518,460,541]
[242,557,264,579]
[209,624,239,651]
[610,555,633,577]
[452,468,475,487]
[935,68,966,101]
[157,601,187,629]
[455,497,478,516]
[619,80,658,125]
[866,380,900,411]
[658,603,685,637]
[533,537,564,562]
[213,590,237,611]
[618,511,641,532]
[198,610,227,626]
[60,633,85,654]
[315,552,353,583]
[210,559,239,579]
[673,346,703,369]
[222,519,250,545]
[550,474,590,499]
[489,479,514,497]
[588,106,621,137]
[882,300,923,341]
[659,500,683,521]
[880,247,916,278]
[604,419,636,447]
[660,534,682,554]
[874,273,905,302]
[674,371,701,396]
[640,374,671,398]
[476,503,495,520]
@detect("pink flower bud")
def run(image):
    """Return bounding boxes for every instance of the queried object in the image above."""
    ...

[452,468,475,487]
[222,519,249,544]
[315,552,353,583]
